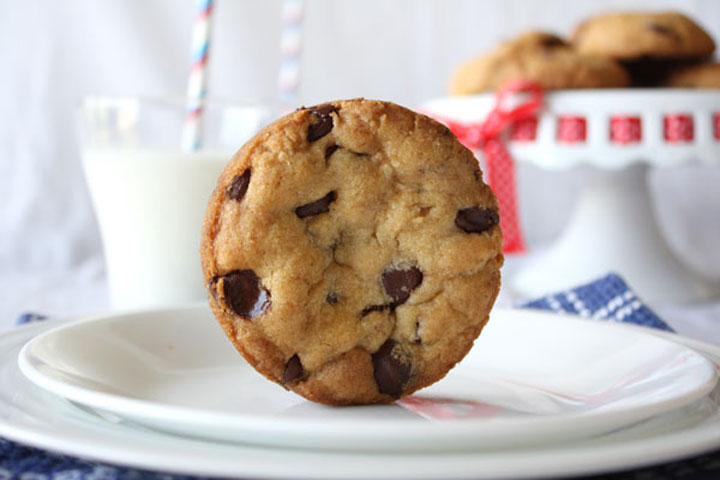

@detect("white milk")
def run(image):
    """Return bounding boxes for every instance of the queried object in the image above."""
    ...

[82,149,230,309]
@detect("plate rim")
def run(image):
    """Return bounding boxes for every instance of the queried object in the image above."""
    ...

[1,311,719,479]
[15,306,719,450]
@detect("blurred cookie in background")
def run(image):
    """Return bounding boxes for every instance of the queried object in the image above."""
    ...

[449,31,630,95]
[572,11,716,86]
[665,63,720,89]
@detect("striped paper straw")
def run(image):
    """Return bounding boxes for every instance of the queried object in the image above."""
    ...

[278,0,304,105]
[182,0,214,151]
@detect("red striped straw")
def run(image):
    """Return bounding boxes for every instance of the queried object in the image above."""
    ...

[182,0,214,151]
[278,0,304,105]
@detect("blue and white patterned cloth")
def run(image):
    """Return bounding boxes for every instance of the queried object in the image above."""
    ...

[520,273,674,332]
[2,272,718,480]
[15,313,48,326]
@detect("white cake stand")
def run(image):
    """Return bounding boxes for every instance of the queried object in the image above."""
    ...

[422,90,720,303]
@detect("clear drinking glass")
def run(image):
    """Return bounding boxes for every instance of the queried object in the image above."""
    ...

[80,97,282,309]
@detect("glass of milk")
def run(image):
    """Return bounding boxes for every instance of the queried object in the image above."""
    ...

[80,97,281,309]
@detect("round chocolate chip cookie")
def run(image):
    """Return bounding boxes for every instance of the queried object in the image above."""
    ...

[666,63,720,89]
[572,11,715,60]
[449,31,630,95]
[201,98,503,405]
[571,11,716,86]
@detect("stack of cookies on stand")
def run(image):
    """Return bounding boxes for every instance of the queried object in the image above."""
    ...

[450,11,720,93]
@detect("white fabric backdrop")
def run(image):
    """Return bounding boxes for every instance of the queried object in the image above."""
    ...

[1,0,719,330]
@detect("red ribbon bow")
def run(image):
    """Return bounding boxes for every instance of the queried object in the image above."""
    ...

[440,81,544,254]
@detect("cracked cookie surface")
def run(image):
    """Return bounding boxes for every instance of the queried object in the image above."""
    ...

[201,98,503,405]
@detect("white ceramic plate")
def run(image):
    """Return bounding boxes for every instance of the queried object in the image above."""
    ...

[2,314,720,479]
[18,306,717,451]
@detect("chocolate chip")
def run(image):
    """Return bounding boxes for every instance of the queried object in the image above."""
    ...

[295,191,336,218]
[647,23,682,42]
[361,266,422,318]
[360,304,390,317]
[283,354,304,383]
[307,103,339,142]
[472,169,481,181]
[325,144,339,159]
[372,339,411,398]
[221,270,271,319]
[539,34,566,48]
[308,119,333,142]
[326,291,339,304]
[350,150,370,157]
[312,103,339,116]
[455,207,499,234]
[227,170,251,201]
[382,266,423,307]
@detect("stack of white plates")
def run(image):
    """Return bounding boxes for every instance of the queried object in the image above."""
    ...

[2,305,719,479]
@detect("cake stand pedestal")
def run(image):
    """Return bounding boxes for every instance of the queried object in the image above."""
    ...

[512,163,715,302]
[422,90,720,303]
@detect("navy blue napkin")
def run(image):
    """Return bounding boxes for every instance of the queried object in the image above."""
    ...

[3,273,719,480]
[520,272,674,332]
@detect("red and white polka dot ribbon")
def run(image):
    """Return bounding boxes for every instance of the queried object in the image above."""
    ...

[433,81,544,254]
